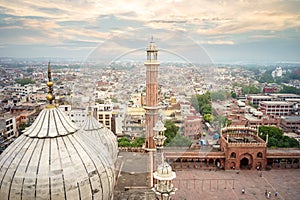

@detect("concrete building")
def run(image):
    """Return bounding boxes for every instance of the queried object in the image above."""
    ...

[183,115,201,139]
[123,107,145,137]
[91,101,116,132]
[246,95,272,106]
[58,105,87,125]
[259,101,295,116]
[0,115,17,153]
[280,116,300,132]
[269,93,300,101]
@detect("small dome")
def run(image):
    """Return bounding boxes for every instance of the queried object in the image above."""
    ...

[0,106,115,200]
[80,115,118,162]
[147,40,158,51]
[153,120,166,132]
[154,161,176,181]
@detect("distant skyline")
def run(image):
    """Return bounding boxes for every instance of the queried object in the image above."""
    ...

[0,0,299,64]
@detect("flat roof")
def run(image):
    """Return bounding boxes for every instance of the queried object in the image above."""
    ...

[269,93,300,97]
[281,116,300,122]
[247,95,271,99]
[260,101,294,105]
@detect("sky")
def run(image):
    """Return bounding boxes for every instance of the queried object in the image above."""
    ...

[0,0,299,64]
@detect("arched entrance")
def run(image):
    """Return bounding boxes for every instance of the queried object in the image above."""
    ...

[239,153,253,169]
[240,158,249,169]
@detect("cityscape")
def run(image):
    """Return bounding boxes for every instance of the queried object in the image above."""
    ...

[1,0,300,200]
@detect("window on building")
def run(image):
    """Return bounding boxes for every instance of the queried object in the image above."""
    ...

[257,152,263,158]
[105,114,109,119]
[99,115,103,119]
[105,121,109,126]
[230,152,236,158]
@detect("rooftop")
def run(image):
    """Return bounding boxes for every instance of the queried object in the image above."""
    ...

[260,101,294,106]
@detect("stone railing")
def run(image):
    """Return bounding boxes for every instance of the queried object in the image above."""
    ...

[227,142,267,147]
[118,147,145,153]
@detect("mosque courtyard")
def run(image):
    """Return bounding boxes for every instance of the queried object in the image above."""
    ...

[115,151,300,200]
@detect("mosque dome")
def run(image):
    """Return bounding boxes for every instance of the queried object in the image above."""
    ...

[154,161,176,181]
[0,106,115,199]
[79,115,118,162]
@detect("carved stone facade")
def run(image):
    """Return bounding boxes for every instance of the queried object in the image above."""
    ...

[165,126,299,171]
[220,127,267,170]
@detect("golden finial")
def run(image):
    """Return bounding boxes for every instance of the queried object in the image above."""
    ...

[88,97,93,116]
[46,61,55,107]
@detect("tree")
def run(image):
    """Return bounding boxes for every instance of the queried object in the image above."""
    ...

[231,91,237,99]
[191,95,200,112]
[118,137,131,147]
[242,84,261,94]
[190,92,212,115]
[259,126,283,141]
[280,85,300,94]
[267,137,278,147]
[164,120,179,146]
[167,134,192,147]
[210,90,229,101]
[118,136,145,147]
[203,114,214,123]
[200,104,212,115]
[26,68,34,73]
[258,126,299,148]
[213,115,231,129]
[15,78,35,86]
[258,73,274,83]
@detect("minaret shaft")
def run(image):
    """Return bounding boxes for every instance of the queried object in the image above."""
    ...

[145,41,159,150]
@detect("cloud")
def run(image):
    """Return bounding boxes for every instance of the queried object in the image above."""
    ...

[204,40,235,45]
[0,0,299,60]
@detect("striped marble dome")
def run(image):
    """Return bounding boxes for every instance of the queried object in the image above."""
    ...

[79,115,118,162]
[0,106,115,200]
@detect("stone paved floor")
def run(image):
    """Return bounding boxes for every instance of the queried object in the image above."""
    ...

[173,169,300,200]
[114,152,300,200]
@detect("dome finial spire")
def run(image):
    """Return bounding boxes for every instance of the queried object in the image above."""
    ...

[88,97,93,116]
[46,61,55,106]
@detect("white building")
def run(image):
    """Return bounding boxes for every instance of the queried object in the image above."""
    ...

[271,67,283,78]
[58,105,87,126]
[0,115,18,153]
[91,101,115,131]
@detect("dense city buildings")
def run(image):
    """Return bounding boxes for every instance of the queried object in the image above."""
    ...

[0,42,300,199]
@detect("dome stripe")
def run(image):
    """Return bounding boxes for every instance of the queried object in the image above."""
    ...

[55,137,67,200]
[0,136,25,171]
[34,139,45,199]
[0,137,33,190]
[73,134,112,199]
[71,134,106,198]
[64,135,94,199]
[8,138,39,199]
[78,133,115,198]
[60,136,80,199]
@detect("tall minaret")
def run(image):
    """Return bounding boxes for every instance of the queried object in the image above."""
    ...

[144,38,159,150]
[144,38,160,187]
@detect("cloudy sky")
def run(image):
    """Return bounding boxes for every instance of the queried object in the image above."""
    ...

[0,0,299,63]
